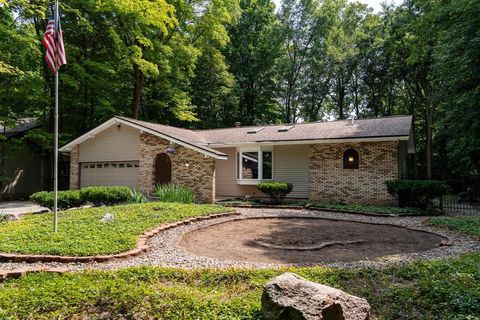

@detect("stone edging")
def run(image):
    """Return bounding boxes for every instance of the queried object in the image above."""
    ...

[221,204,441,217]
[0,267,69,282]
[0,211,239,264]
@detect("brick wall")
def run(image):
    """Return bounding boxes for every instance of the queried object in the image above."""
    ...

[138,133,216,203]
[309,141,399,205]
[69,145,79,190]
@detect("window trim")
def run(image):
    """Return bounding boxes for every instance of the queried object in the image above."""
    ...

[236,146,274,185]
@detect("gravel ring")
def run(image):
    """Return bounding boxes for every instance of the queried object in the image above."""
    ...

[0,208,479,272]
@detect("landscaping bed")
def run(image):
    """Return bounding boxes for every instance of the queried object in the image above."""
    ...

[426,216,480,239]
[0,252,478,319]
[0,202,231,256]
[217,198,427,216]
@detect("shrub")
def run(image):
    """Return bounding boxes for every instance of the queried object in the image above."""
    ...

[30,190,85,210]
[130,189,148,204]
[385,179,448,209]
[80,186,132,206]
[257,182,293,204]
[155,184,196,204]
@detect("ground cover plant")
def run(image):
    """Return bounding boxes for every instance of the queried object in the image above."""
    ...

[217,198,424,215]
[0,202,230,256]
[427,216,480,238]
[0,252,478,319]
[307,201,424,215]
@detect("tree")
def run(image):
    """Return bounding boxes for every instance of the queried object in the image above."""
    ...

[98,0,177,119]
[324,0,370,119]
[224,0,282,126]
[277,0,320,123]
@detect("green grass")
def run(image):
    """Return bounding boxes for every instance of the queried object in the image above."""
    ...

[427,216,480,238]
[0,253,479,319]
[0,202,230,256]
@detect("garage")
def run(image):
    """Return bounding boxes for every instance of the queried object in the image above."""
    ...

[80,161,139,189]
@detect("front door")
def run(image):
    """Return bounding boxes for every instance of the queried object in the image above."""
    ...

[155,153,172,186]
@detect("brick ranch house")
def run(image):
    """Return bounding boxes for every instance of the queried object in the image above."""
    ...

[59,115,415,205]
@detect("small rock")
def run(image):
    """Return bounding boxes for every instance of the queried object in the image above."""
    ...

[0,213,20,222]
[262,272,370,320]
[100,213,114,223]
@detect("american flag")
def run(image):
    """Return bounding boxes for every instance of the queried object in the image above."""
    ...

[42,12,66,73]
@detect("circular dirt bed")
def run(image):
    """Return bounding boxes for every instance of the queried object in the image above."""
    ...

[179,217,447,264]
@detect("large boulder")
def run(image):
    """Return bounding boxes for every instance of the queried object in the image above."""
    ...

[262,272,370,320]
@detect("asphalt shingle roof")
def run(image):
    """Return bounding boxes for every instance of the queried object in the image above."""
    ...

[196,116,413,145]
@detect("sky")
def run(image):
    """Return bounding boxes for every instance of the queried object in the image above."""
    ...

[272,0,399,12]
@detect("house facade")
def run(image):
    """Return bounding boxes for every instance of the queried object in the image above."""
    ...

[60,116,415,205]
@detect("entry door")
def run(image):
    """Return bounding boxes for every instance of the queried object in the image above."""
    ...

[155,153,172,186]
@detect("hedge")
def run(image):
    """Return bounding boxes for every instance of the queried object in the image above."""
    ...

[385,179,448,209]
[257,182,293,204]
[30,190,85,210]
[80,186,132,206]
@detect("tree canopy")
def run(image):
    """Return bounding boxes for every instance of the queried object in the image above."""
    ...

[1,0,479,184]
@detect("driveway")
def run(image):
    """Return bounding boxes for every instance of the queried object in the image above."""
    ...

[0,201,48,216]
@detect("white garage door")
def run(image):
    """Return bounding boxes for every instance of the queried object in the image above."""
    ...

[80,161,139,189]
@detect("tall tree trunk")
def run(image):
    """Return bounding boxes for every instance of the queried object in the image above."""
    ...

[426,107,434,179]
[132,65,144,119]
[338,85,345,119]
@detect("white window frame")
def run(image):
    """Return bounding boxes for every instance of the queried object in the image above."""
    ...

[236,146,274,185]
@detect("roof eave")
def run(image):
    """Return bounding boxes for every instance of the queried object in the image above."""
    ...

[59,117,227,160]
[208,135,411,147]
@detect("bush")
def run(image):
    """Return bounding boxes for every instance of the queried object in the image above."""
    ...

[30,190,85,210]
[155,184,196,204]
[257,182,293,204]
[80,186,132,206]
[385,179,448,209]
[130,189,148,204]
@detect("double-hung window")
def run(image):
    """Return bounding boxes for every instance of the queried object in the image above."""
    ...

[237,147,273,184]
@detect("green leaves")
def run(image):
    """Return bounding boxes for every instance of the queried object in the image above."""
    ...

[0,202,230,256]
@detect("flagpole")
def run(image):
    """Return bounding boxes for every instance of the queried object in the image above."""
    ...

[53,0,59,233]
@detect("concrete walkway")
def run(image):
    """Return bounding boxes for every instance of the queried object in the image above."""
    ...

[0,201,48,216]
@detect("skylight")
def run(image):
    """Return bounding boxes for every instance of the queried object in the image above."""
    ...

[247,127,265,134]
[278,125,294,132]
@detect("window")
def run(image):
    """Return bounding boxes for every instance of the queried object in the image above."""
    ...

[241,151,258,179]
[262,151,272,179]
[237,147,273,183]
[343,149,359,169]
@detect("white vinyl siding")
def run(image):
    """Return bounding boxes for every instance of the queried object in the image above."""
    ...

[214,145,309,199]
[273,145,309,198]
[78,124,140,162]
[80,161,139,189]
[215,147,260,197]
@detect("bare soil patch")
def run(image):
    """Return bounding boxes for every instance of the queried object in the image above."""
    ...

[179,217,446,264]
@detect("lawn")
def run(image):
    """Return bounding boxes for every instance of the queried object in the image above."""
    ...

[0,252,478,319]
[0,202,231,256]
